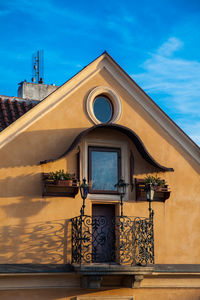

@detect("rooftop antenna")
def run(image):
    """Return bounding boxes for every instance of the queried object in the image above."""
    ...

[31,50,44,84]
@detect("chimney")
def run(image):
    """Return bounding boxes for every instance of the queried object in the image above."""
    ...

[18,81,59,101]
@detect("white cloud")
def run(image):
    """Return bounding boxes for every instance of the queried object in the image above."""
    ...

[157,37,183,56]
[132,37,200,145]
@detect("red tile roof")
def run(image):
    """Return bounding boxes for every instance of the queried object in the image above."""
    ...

[0,96,39,131]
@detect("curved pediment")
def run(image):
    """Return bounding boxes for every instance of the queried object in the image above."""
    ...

[40,124,174,172]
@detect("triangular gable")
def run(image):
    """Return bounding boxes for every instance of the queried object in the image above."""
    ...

[0,52,199,165]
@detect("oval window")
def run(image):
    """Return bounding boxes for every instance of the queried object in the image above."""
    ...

[93,96,112,123]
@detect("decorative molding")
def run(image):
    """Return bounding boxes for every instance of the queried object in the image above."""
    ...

[0,263,199,274]
[40,124,173,171]
[140,275,200,288]
[0,273,79,290]
[0,263,73,273]
[133,275,144,288]
[76,296,134,300]
[154,264,200,273]
[81,275,102,289]
[0,264,199,290]
[86,86,122,124]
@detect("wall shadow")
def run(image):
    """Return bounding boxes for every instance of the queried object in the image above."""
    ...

[0,173,42,198]
[0,218,70,264]
[0,128,86,168]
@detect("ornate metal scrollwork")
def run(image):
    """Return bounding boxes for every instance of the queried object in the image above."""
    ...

[71,214,154,265]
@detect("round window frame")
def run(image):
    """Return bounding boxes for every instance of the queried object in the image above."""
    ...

[86,86,122,124]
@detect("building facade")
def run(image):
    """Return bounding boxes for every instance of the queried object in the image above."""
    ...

[0,52,199,299]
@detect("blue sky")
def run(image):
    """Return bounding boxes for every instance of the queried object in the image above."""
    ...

[0,0,200,145]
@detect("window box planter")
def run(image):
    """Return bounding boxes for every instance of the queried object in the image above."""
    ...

[56,179,73,186]
[42,173,79,197]
[135,178,170,202]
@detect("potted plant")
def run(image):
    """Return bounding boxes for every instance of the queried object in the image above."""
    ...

[144,175,166,191]
[135,175,170,202]
[48,170,73,186]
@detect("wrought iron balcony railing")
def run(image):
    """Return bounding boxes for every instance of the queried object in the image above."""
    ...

[71,213,154,266]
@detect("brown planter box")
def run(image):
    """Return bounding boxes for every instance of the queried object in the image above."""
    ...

[42,173,79,197]
[135,178,171,202]
[56,180,73,186]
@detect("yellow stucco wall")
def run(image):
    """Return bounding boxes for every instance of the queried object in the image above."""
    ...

[0,287,200,300]
[0,66,199,268]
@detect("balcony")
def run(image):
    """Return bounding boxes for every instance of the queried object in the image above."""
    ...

[71,213,154,266]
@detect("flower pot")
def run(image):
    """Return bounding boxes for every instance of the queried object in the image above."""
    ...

[154,186,163,192]
[56,180,73,186]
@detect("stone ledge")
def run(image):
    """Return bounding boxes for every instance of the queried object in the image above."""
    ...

[154,264,200,273]
[0,264,199,275]
[0,264,74,273]
[73,264,155,276]
[0,269,199,290]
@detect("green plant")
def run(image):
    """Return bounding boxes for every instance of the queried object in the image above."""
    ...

[48,170,72,181]
[144,175,166,188]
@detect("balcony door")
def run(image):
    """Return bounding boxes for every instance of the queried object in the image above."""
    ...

[92,204,115,263]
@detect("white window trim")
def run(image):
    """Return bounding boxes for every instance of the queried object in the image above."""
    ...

[81,138,129,201]
[86,86,122,124]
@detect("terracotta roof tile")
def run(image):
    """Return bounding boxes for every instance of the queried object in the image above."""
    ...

[0,96,39,131]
